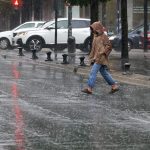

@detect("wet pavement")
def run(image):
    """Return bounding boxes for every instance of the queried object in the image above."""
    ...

[0,48,150,150]
[110,49,150,76]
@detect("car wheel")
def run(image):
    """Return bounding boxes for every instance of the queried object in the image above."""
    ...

[82,37,91,52]
[0,38,10,50]
[26,37,43,51]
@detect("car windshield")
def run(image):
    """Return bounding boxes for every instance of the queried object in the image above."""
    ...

[40,19,90,29]
[41,20,55,29]
[128,25,143,33]
[129,23,150,34]
[12,22,45,31]
[37,22,45,28]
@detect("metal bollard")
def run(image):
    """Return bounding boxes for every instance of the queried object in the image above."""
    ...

[79,56,86,66]
[45,51,53,61]
[18,47,24,56]
[62,54,69,64]
[123,62,131,75]
[31,49,38,59]
[68,36,76,53]
[17,39,24,56]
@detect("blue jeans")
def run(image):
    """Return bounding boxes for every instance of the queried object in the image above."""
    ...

[87,63,116,88]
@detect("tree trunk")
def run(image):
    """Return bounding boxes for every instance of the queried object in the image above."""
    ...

[90,0,98,24]
[121,0,129,69]
[89,0,98,53]
[144,0,148,52]
[102,2,106,26]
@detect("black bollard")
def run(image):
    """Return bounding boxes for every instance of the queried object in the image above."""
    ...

[123,62,131,75]
[68,36,76,53]
[17,39,24,56]
[45,51,53,61]
[73,66,78,73]
[18,47,24,56]
[31,49,38,59]
[79,56,86,66]
[62,54,69,64]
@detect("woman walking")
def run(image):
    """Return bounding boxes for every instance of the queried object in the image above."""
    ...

[82,21,119,94]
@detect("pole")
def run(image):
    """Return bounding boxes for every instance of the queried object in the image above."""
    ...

[31,0,34,21]
[66,1,75,59]
[144,0,148,52]
[54,0,58,60]
[117,0,120,34]
[68,4,72,38]
[67,3,73,53]
[121,0,129,70]
[19,8,22,24]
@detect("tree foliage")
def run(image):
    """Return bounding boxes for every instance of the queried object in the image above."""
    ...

[66,0,111,24]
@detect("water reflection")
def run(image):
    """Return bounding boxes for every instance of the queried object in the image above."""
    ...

[5,58,150,150]
[12,64,20,79]
[68,54,76,64]
[11,64,25,150]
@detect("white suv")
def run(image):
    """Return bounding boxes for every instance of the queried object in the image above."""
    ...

[0,21,45,50]
[14,18,91,52]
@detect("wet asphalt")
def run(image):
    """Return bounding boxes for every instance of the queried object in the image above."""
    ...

[0,49,150,150]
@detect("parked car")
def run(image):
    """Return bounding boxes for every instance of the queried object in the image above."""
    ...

[140,31,150,49]
[109,23,150,51]
[0,21,45,50]
[13,18,91,52]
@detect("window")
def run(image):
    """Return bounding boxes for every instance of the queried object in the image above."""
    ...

[37,23,45,27]
[46,19,90,29]
[57,20,68,29]
[72,20,90,28]
[16,23,35,30]
[49,20,68,29]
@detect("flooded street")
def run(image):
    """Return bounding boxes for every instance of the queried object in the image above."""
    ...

[0,50,150,150]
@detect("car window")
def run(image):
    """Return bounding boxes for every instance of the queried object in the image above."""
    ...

[45,19,90,29]
[58,20,68,28]
[16,23,35,30]
[37,23,44,28]
[72,20,90,28]
[48,20,68,29]
[133,24,150,34]
[42,21,54,28]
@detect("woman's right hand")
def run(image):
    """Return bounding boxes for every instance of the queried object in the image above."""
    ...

[90,59,95,66]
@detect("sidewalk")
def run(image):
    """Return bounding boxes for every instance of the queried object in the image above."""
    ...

[1,48,150,88]
[34,49,150,88]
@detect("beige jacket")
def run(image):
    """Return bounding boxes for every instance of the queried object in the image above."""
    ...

[89,21,112,66]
